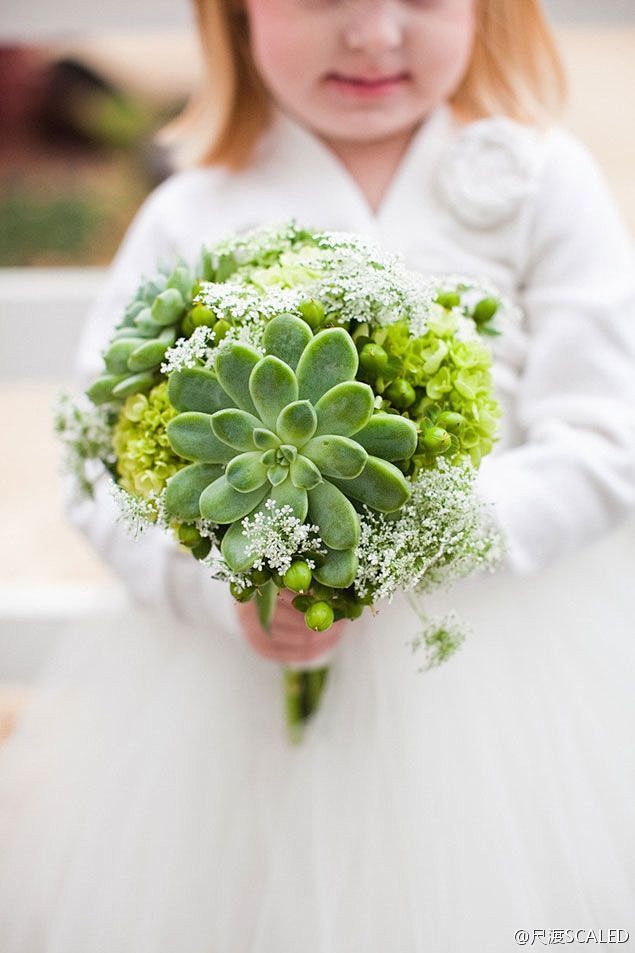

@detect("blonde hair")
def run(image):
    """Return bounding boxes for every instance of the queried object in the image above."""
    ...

[161,0,566,170]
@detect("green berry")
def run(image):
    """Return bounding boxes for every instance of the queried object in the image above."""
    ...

[298,299,325,329]
[190,304,215,328]
[213,319,231,341]
[472,297,499,325]
[230,581,254,603]
[181,313,195,337]
[385,378,416,409]
[305,602,335,632]
[177,524,203,548]
[421,426,452,453]
[436,291,461,309]
[359,342,389,375]
[283,560,313,593]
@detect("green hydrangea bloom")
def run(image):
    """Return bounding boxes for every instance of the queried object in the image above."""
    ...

[112,383,184,502]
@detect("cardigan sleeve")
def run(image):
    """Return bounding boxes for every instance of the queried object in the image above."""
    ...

[64,178,238,634]
[476,130,635,574]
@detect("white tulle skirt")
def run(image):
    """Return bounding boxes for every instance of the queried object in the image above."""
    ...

[1,524,634,953]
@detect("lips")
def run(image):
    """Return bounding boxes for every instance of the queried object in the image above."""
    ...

[324,72,410,98]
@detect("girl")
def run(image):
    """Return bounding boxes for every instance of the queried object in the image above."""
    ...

[2,1,634,950]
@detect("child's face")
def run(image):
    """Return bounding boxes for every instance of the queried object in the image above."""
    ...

[244,0,477,144]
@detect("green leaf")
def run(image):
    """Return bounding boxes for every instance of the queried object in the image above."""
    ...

[303,435,367,479]
[354,414,418,461]
[164,463,222,520]
[270,477,308,521]
[127,338,170,373]
[220,519,258,572]
[211,408,260,451]
[151,288,185,326]
[290,455,322,490]
[256,580,278,631]
[86,373,127,404]
[249,356,298,430]
[307,481,360,550]
[267,464,288,486]
[104,338,144,374]
[263,313,312,369]
[225,452,269,492]
[214,343,261,414]
[167,367,233,414]
[332,457,410,513]
[199,476,268,523]
[314,548,358,589]
[253,428,280,450]
[111,372,156,399]
[314,381,374,436]
[276,400,317,447]
[296,328,358,403]
[167,412,236,463]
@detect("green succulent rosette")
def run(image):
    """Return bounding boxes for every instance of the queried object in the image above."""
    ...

[59,223,507,743]
[163,314,418,592]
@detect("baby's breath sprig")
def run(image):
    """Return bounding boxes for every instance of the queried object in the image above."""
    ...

[53,392,116,498]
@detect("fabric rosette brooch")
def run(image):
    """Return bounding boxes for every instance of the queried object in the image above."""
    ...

[56,223,507,741]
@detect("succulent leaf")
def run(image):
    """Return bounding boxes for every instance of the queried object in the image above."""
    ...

[225,452,269,492]
[168,367,233,414]
[86,373,128,404]
[253,427,280,450]
[296,328,358,403]
[314,381,374,437]
[211,409,260,451]
[220,520,258,572]
[215,344,261,414]
[290,455,322,490]
[354,414,418,461]
[267,464,289,486]
[127,338,172,373]
[270,477,308,521]
[276,400,317,447]
[104,339,144,374]
[151,288,185,326]
[332,456,410,513]
[263,313,312,369]
[314,547,358,589]
[165,463,223,521]
[303,435,367,479]
[249,356,299,430]
[111,372,156,399]
[307,481,360,550]
[167,413,235,463]
[199,475,268,523]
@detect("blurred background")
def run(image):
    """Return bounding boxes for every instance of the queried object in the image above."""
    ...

[1,0,634,736]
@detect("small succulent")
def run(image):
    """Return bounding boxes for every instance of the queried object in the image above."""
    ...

[164,313,418,588]
[87,263,196,405]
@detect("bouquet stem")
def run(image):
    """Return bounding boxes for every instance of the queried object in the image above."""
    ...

[283,666,330,744]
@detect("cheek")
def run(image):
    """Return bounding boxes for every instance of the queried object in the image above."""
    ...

[413,7,476,94]
[245,0,324,91]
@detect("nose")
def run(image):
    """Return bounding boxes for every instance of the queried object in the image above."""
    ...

[343,0,404,54]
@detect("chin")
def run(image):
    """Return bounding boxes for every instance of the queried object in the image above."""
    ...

[314,110,426,145]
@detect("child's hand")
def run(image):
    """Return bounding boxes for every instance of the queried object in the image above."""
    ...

[235,589,346,665]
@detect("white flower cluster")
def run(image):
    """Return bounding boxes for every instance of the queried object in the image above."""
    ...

[354,459,504,602]
[203,499,325,590]
[109,483,164,538]
[240,499,324,574]
[53,392,115,497]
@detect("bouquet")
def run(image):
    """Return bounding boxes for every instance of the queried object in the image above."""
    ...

[57,223,506,742]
